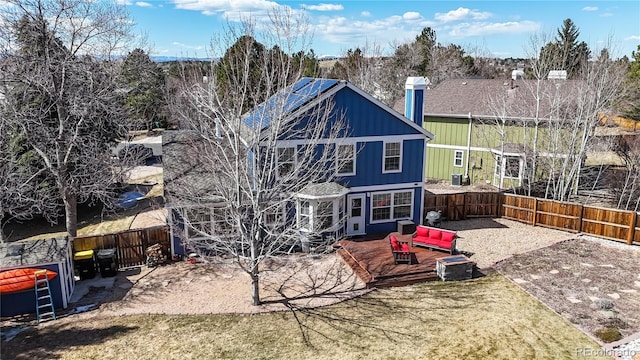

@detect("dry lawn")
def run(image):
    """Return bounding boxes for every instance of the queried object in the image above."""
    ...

[2,275,607,360]
[495,237,640,343]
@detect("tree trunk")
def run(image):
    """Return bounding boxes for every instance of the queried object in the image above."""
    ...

[63,190,78,238]
[251,268,260,306]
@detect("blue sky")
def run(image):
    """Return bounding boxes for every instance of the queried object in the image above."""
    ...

[121,0,640,59]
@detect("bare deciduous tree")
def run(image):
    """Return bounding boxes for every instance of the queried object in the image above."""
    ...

[0,0,135,238]
[483,31,628,201]
[168,11,349,306]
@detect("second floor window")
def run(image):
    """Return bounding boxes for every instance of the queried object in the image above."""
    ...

[337,143,355,175]
[277,147,295,178]
[383,141,402,173]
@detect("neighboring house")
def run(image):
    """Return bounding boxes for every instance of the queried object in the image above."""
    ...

[164,77,434,256]
[395,76,580,189]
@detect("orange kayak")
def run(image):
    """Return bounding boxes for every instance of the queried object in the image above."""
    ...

[0,268,58,294]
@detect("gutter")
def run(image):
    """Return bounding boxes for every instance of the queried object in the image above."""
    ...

[465,112,472,180]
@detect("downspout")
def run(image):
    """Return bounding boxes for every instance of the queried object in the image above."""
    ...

[464,112,472,182]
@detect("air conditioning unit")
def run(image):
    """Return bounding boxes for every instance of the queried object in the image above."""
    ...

[451,173,462,186]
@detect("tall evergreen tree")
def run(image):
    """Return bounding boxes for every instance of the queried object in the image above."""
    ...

[540,18,591,78]
[0,0,134,238]
[119,48,167,130]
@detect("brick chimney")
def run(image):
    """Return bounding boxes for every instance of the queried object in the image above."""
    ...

[404,77,427,127]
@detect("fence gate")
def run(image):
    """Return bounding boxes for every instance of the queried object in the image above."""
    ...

[73,226,171,269]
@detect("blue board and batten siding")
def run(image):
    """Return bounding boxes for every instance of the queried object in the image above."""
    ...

[168,77,432,255]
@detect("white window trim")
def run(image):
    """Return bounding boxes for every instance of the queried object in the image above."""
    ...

[276,146,296,179]
[297,197,344,233]
[369,189,414,224]
[297,200,311,232]
[336,142,356,176]
[495,154,522,179]
[382,141,403,174]
[453,150,464,167]
[264,203,286,227]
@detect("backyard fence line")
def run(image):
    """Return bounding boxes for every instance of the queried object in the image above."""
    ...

[73,226,171,269]
[424,192,639,246]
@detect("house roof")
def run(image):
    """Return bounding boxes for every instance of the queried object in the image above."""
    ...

[243,78,341,131]
[247,77,434,140]
[296,182,350,199]
[393,78,582,120]
[0,237,70,269]
[162,130,226,208]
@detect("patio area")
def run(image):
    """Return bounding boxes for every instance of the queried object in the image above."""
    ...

[336,232,455,288]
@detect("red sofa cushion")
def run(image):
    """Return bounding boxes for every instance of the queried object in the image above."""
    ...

[441,232,455,243]
[429,229,442,240]
[401,243,410,253]
[416,226,429,237]
[431,240,452,249]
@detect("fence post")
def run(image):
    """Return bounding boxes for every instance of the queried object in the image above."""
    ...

[627,212,638,245]
[531,198,537,227]
[578,205,584,234]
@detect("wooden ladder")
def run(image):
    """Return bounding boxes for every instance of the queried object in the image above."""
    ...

[34,270,56,324]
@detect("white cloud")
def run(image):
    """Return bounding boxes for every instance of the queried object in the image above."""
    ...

[115,0,132,5]
[582,6,598,11]
[171,0,287,19]
[314,13,436,50]
[625,35,640,41]
[600,12,613,17]
[136,1,153,7]
[435,7,492,23]
[361,11,371,17]
[303,3,343,11]
[447,20,540,37]
[172,41,205,51]
[402,12,421,20]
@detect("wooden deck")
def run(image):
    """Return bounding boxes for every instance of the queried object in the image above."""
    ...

[336,232,446,288]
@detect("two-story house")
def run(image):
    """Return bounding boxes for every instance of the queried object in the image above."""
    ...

[164,77,434,257]
[395,76,583,189]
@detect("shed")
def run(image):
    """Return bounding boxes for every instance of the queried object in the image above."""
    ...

[0,237,75,317]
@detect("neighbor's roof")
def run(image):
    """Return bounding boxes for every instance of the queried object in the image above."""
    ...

[0,237,71,269]
[394,78,582,120]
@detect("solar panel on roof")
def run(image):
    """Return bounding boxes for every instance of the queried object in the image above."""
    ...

[291,77,313,92]
[244,78,340,130]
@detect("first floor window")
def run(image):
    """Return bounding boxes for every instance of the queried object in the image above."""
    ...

[371,190,413,222]
[299,200,310,230]
[496,155,521,178]
[505,156,520,178]
[316,201,334,231]
[185,207,211,238]
[264,204,285,227]
[454,150,464,167]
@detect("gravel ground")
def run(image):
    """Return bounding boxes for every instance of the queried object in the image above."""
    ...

[59,217,574,319]
[443,217,576,268]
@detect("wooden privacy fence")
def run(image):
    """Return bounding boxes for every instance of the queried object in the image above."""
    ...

[423,192,502,221]
[73,226,171,269]
[502,194,639,245]
[424,192,639,245]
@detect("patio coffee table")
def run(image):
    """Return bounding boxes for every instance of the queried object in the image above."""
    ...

[436,255,475,281]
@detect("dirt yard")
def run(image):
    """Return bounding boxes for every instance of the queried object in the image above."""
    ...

[495,237,640,344]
